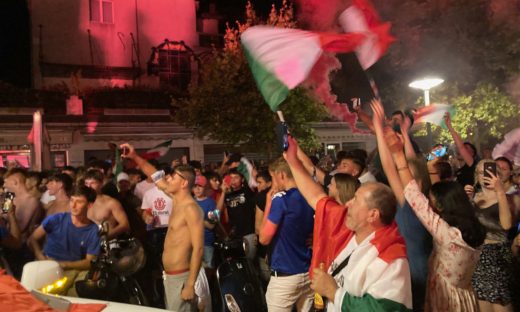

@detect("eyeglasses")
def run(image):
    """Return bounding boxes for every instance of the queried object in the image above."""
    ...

[173,171,187,180]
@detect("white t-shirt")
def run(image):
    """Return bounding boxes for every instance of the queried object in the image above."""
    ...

[140,186,172,229]
[134,180,155,200]
[359,171,377,184]
[326,232,375,311]
[40,190,56,205]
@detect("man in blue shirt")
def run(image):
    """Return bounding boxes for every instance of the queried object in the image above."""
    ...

[28,185,100,271]
[259,157,315,311]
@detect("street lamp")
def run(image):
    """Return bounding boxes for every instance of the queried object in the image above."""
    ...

[409,78,444,149]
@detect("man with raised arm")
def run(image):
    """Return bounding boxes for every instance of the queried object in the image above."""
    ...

[121,143,203,312]
[283,136,412,312]
[259,157,315,311]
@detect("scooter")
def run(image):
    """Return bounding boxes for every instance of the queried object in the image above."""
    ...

[209,210,267,312]
[75,221,148,305]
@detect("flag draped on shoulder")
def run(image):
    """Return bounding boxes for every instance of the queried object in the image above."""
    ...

[241,26,365,111]
[141,139,173,160]
[312,198,411,312]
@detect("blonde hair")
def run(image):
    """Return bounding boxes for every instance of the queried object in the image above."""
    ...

[474,159,494,188]
[334,173,360,205]
[269,157,293,179]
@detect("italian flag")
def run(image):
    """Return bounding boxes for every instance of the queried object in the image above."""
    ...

[312,197,411,311]
[413,103,456,128]
[237,156,257,189]
[339,0,395,70]
[141,139,172,160]
[241,26,365,111]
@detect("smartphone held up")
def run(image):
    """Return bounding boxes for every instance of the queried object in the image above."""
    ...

[427,145,448,161]
[483,162,497,179]
[275,121,290,154]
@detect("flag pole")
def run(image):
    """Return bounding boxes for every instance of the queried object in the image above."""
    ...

[276,110,285,123]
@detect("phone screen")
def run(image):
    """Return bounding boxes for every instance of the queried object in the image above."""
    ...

[483,162,497,178]
[427,146,447,161]
[282,124,289,151]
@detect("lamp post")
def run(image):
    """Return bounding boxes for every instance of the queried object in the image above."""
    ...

[409,78,444,149]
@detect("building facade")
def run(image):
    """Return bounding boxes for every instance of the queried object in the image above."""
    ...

[0,0,374,169]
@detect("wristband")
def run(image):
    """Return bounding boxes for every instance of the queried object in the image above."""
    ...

[151,170,165,183]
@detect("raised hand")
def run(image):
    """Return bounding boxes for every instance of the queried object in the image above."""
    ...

[222,152,230,165]
[119,143,136,159]
[443,112,452,128]
[401,115,411,134]
[482,170,504,194]
[283,135,299,164]
[370,99,386,132]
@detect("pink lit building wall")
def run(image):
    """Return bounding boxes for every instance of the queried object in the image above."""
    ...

[29,0,198,89]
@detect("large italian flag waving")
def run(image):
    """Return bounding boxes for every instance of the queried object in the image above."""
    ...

[241,0,394,113]
[241,27,365,111]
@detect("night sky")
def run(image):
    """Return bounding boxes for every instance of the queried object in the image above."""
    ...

[0,0,31,88]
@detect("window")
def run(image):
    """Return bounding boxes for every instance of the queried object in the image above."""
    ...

[90,0,113,24]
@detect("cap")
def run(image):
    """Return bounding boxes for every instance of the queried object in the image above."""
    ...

[117,172,130,183]
[225,153,242,166]
[194,174,207,187]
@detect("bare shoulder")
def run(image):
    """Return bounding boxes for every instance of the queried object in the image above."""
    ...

[24,195,41,211]
[185,201,203,219]
[100,195,122,207]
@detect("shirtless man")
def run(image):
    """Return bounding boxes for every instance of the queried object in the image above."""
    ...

[3,168,42,240]
[45,173,73,216]
[121,143,203,312]
[83,169,129,239]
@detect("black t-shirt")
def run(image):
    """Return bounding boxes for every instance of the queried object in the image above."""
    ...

[256,188,270,212]
[456,161,477,187]
[225,186,256,238]
[255,188,271,258]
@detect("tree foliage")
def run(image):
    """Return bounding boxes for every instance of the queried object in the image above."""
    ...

[174,1,327,155]
[431,84,518,149]
[372,0,520,107]
[370,0,520,149]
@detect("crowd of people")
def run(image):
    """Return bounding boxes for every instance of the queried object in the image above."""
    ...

[1,100,520,312]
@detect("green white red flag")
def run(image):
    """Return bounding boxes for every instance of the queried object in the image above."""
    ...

[241,26,365,111]
[339,0,395,70]
[141,139,172,160]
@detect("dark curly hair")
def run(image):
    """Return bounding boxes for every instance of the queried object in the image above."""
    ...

[430,181,486,248]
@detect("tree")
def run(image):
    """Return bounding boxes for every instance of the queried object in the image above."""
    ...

[372,0,520,110]
[431,84,518,150]
[174,1,327,155]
